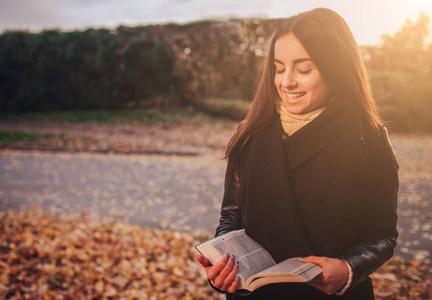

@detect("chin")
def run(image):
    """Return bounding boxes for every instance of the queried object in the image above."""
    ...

[284,104,309,115]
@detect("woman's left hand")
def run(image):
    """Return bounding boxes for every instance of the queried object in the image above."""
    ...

[300,256,349,295]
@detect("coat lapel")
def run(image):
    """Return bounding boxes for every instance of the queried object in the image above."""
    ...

[242,116,316,261]
[284,102,361,170]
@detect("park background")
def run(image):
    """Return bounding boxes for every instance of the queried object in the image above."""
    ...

[0,0,432,299]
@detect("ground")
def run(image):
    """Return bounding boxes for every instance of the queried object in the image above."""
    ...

[0,120,431,262]
[0,119,431,299]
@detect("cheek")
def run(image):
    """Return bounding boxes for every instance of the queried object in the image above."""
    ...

[307,78,328,96]
[274,76,281,89]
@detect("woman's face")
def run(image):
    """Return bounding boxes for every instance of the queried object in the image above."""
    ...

[274,33,330,114]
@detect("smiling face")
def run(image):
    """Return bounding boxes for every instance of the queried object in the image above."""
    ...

[274,33,330,114]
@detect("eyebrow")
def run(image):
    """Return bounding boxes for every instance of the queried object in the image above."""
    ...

[274,58,312,65]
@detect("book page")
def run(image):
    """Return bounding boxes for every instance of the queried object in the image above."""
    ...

[254,257,321,281]
[234,247,275,282]
[196,230,275,285]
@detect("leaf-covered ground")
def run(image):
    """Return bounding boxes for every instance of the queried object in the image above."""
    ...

[372,258,432,300]
[0,211,221,300]
[1,211,431,299]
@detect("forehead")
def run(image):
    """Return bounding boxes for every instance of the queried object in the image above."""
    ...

[274,34,311,61]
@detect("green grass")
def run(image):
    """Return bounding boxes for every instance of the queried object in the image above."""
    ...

[0,131,56,143]
[0,107,234,127]
[195,98,250,121]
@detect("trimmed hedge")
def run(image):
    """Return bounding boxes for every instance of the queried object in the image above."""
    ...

[1,15,432,133]
[0,20,279,112]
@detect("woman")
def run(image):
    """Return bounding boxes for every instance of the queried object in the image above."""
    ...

[197,7,398,299]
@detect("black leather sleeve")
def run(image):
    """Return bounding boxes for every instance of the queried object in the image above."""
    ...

[340,126,399,290]
[215,164,243,237]
[209,164,243,296]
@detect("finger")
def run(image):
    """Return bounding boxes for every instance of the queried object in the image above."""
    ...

[206,254,230,280]
[213,256,236,287]
[197,255,212,268]
[221,259,239,291]
[306,258,348,295]
[227,274,240,294]
[301,256,327,267]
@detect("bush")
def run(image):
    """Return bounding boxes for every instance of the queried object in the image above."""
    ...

[0,29,179,112]
[0,19,279,113]
[372,70,432,133]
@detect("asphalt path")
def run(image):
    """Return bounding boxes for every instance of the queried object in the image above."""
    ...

[1,134,431,262]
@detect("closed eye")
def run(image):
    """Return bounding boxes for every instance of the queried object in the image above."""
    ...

[298,69,312,75]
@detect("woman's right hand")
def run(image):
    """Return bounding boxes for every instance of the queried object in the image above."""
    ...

[197,253,240,293]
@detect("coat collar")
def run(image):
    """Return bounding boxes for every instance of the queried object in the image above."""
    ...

[258,102,361,170]
[285,102,361,169]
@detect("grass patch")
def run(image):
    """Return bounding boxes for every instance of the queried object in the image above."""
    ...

[195,98,250,121]
[0,131,56,143]
[0,107,232,127]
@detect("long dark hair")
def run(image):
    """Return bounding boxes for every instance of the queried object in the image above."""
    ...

[225,8,382,174]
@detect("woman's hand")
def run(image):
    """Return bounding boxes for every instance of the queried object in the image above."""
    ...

[301,256,349,295]
[197,253,240,294]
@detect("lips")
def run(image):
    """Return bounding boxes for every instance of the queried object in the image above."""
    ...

[285,92,306,99]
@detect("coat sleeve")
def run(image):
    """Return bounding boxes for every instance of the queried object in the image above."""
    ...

[209,162,243,296]
[340,126,399,290]
[215,163,243,237]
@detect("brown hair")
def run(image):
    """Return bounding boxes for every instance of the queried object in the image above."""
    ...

[225,8,382,174]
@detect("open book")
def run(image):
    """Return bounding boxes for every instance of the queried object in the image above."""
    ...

[195,229,322,292]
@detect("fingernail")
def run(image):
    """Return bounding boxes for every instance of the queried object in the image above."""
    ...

[235,275,239,280]
[300,257,305,260]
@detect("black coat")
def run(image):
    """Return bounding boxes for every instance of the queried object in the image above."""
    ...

[216,102,399,299]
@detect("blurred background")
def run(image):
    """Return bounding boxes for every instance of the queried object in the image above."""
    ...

[0,0,431,299]
[0,0,432,132]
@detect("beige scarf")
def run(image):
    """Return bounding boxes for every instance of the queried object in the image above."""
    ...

[276,102,326,136]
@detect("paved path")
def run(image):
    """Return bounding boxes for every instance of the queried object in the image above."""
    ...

[1,134,431,262]
[0,150,226,233]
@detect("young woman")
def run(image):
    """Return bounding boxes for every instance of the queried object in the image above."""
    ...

[197,8,399,299]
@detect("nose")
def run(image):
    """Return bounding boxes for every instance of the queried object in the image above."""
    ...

[281,71,297,89]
